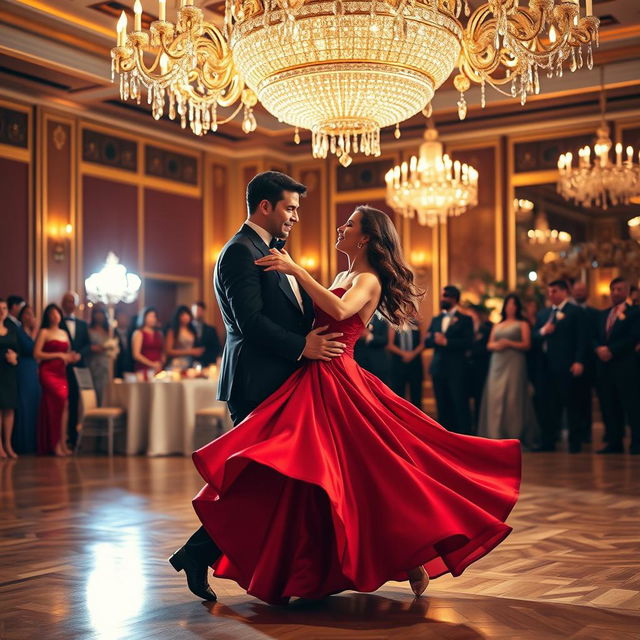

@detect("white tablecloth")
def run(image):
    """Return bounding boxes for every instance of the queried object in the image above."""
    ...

[107,379,232,456]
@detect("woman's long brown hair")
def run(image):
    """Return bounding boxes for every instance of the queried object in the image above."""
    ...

[356,205,424,326]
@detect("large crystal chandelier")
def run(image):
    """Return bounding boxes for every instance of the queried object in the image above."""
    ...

[111,0,599,163]
[384,119,478,225]
[557,67,640,209]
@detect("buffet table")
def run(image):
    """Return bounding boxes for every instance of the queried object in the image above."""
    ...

[107,378,232,456]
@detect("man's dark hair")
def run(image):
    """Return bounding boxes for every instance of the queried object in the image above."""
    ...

[7,295,24,312]
[246,171,307,214]
[442,285,461,302]
[194,300,206,309]
[610,277,627,289]
[548,279,569,291]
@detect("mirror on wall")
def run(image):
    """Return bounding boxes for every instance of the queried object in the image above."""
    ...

[514,183,640,309]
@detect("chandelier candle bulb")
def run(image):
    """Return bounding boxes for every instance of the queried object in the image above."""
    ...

[134,0,142,32]
[117,11,127,46]
[159,0,166,22]
[615,143,622,167]
[627,146,633,165]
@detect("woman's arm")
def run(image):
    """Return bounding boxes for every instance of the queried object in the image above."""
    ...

[33,330,69,362]
[256,249,379,321]
[499,321,531,351]
[386,326,404,356]
[486,324,502,352]
[131,330,158,368]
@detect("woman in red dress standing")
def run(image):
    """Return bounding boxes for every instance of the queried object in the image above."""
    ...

[34,304,79,456]
[187,206,522,606]
[131,307,164,377]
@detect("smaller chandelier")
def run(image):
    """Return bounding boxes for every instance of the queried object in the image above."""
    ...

[557,68,640,209]
[85,252,142,306]
[526,211,571,260]
[385,121,478,226]
[629,216,640,243]
[111,0,257,137]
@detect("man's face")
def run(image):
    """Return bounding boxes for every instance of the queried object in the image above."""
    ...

[262,190,300,240]
[61,293,77,315]
[440,292,456,311]
[572,282,588,304]
[610,281,629,306]
[192,304,204,321]
[547,285,567,307]
[8,301,23,317]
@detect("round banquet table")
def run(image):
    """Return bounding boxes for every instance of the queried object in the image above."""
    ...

[106,378,232,456]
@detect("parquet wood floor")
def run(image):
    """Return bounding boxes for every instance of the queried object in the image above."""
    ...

[1,431,638,640]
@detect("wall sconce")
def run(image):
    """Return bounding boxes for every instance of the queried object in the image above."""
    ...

[299,255,318,271]
[49,223,73,262]
[410,250,430,269]
[629,216,640,243]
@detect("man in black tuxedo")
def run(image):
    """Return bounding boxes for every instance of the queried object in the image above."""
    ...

[388,323,424,409]
[532,279,586,453]
[425,285,473,434]
[354,312,390,383]
[191,301,222,367]
[170,171,346,601]
[61,291,90,447]
[467,306,493,431]
[593,278,640,455]
[571,281,599,444]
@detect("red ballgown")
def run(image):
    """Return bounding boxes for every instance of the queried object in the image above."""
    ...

[37,340,69,455]
[192,289,521,605]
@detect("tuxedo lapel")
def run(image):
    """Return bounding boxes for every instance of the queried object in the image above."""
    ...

[278,275,303,313]
[241,225,302,314]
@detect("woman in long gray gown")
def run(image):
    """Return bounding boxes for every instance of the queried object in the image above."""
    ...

[479,294,539,449]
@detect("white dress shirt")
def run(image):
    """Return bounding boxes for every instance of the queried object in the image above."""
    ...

[441,306,458,333]
[64,314,76,340]
[244,221,304,312]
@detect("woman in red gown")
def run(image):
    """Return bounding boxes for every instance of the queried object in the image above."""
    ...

[131,307,164,377]
[192,206,521,605]
[35,304,79,456]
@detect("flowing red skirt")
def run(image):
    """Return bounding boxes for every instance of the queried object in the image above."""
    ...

[193,356,521,605]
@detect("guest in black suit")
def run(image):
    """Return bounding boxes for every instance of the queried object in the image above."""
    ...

[425,285,474,434]
[387,322,423,409]
[593,278,640,455]
[172,171,347,602]
[61,291,90,447]
[354,312,390,383]
[113,310,132,377]
[571,281,599,444]
[466,305,493,431]
[532,279,586,453]
[6,295,25,329]
[191,301,222,367]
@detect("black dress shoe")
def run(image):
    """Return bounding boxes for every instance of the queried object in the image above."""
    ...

[533,445,556,452]
[596,445,624,454]
[569,444,581,454]
[169,546,217,601]
[629,445,640,455]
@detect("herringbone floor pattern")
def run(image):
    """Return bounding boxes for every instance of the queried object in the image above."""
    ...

[1,430,638,639]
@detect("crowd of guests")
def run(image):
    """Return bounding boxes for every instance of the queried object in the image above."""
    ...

[355,278,640,455]
[0,294,222,458]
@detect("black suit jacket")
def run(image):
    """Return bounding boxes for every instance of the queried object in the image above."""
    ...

[214,225,315,405]
[197,322,222,367]
[354,313,390,381]
[593,303,640,372]
[533,302,586,373]
[62,317,90,367]
[424,310,473,377]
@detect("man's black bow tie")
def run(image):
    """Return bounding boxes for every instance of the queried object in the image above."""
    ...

[269,237,286,251]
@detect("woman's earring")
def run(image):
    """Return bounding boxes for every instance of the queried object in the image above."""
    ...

[357,242,364,249]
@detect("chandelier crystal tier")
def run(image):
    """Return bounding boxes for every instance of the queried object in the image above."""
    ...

[557,68,640,209]
[110,0,599,161]
[384,120,479,226]
[526,210,571,261]
[111,0,257,136]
